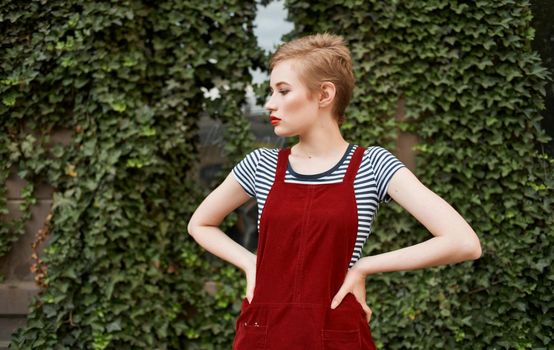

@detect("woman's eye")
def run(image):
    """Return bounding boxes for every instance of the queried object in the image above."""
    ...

[268,89,289,95]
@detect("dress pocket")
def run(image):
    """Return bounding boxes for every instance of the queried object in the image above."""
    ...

[321,328,361,350]
[233,300,268,349]
[233,321,268,349]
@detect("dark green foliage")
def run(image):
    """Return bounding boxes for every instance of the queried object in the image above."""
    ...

[1,0,263,348]
[280,0,553,349]
[1,0,552,349]
[530,0,554,156]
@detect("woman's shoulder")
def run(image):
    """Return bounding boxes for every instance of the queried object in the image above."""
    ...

[358,145,406,171]
[255,146,280,157]
[360,145,397,158]
[241,146,280,165]
[241,146,275,157]
[360,144,388,151]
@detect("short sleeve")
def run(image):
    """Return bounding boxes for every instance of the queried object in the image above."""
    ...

[367,146,407,204]
[231,148,263,198]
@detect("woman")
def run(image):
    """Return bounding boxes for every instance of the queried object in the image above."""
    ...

[187,32,482,349]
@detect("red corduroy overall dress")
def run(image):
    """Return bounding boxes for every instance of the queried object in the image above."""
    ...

[233,145,377,350]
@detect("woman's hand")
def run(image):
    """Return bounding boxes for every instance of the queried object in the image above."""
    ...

[330,262,373,323]
[244,255,257,303]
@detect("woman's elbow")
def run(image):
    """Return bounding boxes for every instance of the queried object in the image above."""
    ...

[187,219,199,237]
[462,236,482,260]
[187,210,206,237]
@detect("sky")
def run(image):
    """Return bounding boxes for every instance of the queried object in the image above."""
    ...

[201,1,294,111]
[248,1,294,112]
[251,0,294,85]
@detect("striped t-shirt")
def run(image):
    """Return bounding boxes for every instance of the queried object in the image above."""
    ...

[232,144,406,268]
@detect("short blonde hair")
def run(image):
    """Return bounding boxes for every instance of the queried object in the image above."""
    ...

[269,32,355,126]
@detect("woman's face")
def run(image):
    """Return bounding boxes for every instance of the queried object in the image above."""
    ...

[264,60,320,137]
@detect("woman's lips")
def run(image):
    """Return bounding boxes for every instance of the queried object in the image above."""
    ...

[270,116,281,125]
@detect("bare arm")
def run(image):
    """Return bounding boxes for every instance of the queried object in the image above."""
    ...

[352,167,482,276]
[187,171,257,274]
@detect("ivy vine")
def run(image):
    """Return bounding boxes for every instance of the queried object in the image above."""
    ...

[2,0,263,348]
[1,0,552,349]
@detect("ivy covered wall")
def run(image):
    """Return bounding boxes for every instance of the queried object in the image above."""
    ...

[2,0,264,348]
[530,0,554,156]
[1,0,552,349]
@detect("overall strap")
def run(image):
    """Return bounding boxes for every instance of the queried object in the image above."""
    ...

[275,147,291,183]
[343,145,365,184]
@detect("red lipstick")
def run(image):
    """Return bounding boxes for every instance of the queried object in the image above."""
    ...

[270,115,281,125]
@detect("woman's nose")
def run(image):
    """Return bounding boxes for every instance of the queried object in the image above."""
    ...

[264,95,276,111]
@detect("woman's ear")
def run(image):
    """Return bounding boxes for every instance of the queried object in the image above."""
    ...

[319,81,336,108]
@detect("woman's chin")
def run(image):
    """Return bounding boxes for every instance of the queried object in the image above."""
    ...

[273,127,295,138]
